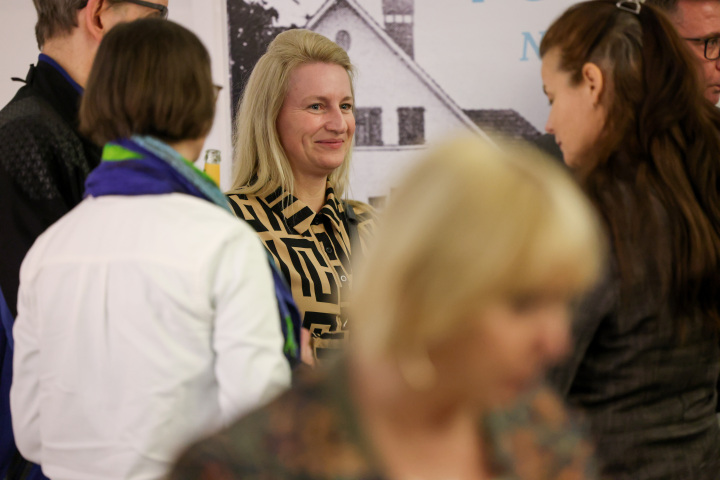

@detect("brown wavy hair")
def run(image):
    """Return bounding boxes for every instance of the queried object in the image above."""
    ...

[541,0,720,328]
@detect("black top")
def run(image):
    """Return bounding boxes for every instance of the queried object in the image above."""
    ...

[549,261,720,479]
[169,363,598,480]
[0,60,101,318]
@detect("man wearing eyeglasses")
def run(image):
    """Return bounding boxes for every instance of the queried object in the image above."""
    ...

[648,0,720,104]
[0,2,168,478]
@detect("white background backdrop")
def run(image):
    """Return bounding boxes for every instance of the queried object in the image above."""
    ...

[262,0,578,130]
[0,0,580,190]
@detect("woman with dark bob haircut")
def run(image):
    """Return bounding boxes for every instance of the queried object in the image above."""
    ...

[10,18,290,480]
[541,1,720,478]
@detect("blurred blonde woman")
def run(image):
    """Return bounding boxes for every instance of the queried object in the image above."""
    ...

[170,135,604,480]
[227,29,375,365]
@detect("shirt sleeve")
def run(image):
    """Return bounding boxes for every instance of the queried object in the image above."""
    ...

[9,254,43,463]
[210,228,291,425]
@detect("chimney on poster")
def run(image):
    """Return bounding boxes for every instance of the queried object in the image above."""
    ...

[382,0,414,59]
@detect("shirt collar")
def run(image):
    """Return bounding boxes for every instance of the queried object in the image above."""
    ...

[38,54,83,95]
[318,187,345,230]
[264,184,345,235]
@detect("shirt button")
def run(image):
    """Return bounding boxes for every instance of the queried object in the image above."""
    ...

[325,247,332,253]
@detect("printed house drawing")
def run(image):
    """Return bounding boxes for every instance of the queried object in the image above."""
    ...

[305,0,477,204]
[227,0,542,204]
[304,0,540,204]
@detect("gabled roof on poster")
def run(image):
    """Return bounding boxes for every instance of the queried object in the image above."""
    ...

[464,109,540,140]
[305,0,492,141]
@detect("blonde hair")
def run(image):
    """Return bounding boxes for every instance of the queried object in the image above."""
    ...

[352,135,604,358]
[228,29,355,198]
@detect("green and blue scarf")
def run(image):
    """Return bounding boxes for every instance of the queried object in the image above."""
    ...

[85,135,229,209]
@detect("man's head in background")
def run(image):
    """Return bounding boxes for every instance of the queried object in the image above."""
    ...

[33,0,169,86]
[648,0,720,103]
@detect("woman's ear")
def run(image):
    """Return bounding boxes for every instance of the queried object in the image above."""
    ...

[581,62,605,107]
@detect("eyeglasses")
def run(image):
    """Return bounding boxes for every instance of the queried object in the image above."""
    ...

[78,0,168,20]
[122,0,168,19]
[683,36,720,61]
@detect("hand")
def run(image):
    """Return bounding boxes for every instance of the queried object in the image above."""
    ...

[300,327,315,367]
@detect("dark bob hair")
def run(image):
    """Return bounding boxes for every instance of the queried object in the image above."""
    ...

[80,18,215,145]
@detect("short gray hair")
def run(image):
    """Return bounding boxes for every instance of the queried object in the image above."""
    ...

[32,0,121,48]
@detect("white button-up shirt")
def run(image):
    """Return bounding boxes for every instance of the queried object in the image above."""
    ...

[11,194,291,480]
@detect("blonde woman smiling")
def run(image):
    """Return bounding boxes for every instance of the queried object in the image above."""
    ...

[227,29,375,365]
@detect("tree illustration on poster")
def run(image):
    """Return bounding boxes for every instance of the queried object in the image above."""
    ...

[226,0,293,117]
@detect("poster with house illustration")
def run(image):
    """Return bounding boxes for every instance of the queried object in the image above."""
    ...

[227,0,577,204]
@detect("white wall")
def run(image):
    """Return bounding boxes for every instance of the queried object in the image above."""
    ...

[412,0,577,131]
[1,0,38,107]
[169,1,233,189]
[0,0,235,189]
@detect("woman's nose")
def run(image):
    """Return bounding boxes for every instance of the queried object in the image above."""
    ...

[545,117,554,135]
[325,108,348,133]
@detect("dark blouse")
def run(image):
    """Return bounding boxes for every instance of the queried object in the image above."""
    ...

[170,364,598,480]
[549,263,720,479]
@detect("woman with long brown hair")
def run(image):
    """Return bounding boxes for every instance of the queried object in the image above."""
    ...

[541,1,720,478]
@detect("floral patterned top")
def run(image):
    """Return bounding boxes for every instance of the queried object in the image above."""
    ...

[169,364,598,480]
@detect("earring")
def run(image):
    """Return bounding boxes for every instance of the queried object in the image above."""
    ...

[397,347,437,391]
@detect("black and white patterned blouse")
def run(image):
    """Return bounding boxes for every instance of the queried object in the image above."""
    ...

[227,185,375,361]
